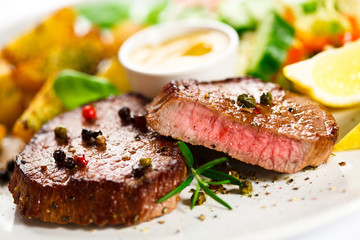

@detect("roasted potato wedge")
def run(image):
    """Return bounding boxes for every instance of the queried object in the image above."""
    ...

[13,35,106,92]
[0,58,24,128]
[96,21,143,93]
[2,7,77,64]
[12,76,65,143]
[0,124,6,145]
[97,57,132,93]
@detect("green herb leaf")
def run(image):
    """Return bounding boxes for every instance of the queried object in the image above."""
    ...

[204,180,231,185]
[77,0,131,28]
[195,157,227,175]
[157,174,194,203]
[197,175,232,210]
[202,169,243,187]
[144,0,169,25]
[176,141,194,168]
[158,142,250,210]
[191,182,200,210]
[53,69,120,110]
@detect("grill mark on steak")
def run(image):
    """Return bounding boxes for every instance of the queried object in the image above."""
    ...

[146,77,339,173]
[9,94,186,226]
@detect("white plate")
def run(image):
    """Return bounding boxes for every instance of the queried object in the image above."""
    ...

[1,2,360,240]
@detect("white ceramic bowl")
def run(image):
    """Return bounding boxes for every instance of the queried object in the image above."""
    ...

[119,19,239,98]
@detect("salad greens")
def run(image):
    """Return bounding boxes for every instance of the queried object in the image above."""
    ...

[77,0,131,28]
[248,12,295,81]
[75,0,360,86]
[53,69,119,110]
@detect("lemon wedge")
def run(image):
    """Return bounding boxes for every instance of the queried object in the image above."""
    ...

[333,122,360,151]
[283,40,360,108]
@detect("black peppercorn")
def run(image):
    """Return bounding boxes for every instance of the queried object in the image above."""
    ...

[118,107,131,125]
[132,165,146,178]
[53,150,66,165]
[64,157,76,169]
[92,130,103,139]
[132,115,147,132]
[134,134,141,141]
[82,128,104,145]
[81,128,93,142]
[288,107,294,112]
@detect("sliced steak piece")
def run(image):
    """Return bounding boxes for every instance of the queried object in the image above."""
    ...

[146,77,338,173]
[9,94,186,226]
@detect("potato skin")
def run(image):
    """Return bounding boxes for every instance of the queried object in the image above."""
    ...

[12,76,65,143]
[0,58,24,128]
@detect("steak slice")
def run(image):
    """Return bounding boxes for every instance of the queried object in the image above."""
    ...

[9,94,186,226]
[146,77,338,173]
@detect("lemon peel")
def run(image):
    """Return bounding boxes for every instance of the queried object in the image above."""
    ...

[333,122,360,152]
[283,40,360,108]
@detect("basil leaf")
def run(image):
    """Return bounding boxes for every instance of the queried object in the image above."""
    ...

[53,69,119,110]
[77,0,131,29]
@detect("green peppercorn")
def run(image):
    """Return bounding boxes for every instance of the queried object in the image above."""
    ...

[191,190,206,206]
[240,180,253,195]
[139,158,152,168]
[237,94,256,108]
[54,126,67,140]
[260,92,273,105]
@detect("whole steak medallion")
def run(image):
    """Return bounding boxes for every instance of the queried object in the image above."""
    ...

[9,94,186,226]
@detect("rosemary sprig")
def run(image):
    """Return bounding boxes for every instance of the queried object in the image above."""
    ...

[157,141,244,210]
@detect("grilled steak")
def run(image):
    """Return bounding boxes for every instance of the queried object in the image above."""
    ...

[9,94,186,226]
[146,77,338,173]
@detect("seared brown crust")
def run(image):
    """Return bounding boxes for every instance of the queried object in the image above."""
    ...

[9,94,186,226]
[146,77,339,173]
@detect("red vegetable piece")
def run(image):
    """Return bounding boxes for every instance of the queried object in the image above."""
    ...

[74,154,88,168]
[82,105,96,121]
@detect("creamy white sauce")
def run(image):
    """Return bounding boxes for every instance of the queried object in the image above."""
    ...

[130,30,229,71]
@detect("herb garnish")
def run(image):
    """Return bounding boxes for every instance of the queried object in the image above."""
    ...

[157,141,245,210]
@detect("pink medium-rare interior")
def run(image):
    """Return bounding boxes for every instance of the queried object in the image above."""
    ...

[155,100,311,173]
